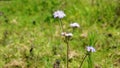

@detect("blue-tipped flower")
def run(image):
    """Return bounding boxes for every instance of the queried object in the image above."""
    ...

[86,46,96,52]
[53,10,66,19]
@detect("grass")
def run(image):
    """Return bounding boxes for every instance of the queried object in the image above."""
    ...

[0,0,120,68]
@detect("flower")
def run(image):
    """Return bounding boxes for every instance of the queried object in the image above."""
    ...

[86,46,96,52]
[61,32,66,36]
[70,23,80,28]
[65,33,73,37]
[61,32,73,37]
[53,10,66,18]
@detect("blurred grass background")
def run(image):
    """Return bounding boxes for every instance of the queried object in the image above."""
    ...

[0,0,120,68]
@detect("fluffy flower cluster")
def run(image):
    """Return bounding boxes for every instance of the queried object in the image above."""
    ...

[70,23,80,28]
[53,10,66,18]
[61,32,73,37]
[86,46,96,52]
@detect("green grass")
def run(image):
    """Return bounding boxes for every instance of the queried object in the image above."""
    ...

[0,0,120,68]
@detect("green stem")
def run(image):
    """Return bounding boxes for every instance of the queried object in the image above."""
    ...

[91,0,94,6]
[59,19,64,32]
[72,28,75,33]
[79,53,88,68]
[66,38,69,68]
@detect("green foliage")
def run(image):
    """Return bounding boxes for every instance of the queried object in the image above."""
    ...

[0,0,120,68]
[88,53,93,68]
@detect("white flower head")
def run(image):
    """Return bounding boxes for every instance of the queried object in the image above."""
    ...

[86,46,96,52]
[53,10,66,19]
[61,32,67,36]
[70,23,80,28]
[61,32,73,37]
[65,33,73,37]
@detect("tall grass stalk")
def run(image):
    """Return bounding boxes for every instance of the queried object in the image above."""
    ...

[87,32,96,68]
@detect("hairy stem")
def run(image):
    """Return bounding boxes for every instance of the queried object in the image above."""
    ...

[79,53,88,68]
[66,39,69,68]
[65,37,70,68]
[59,19,64,32]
